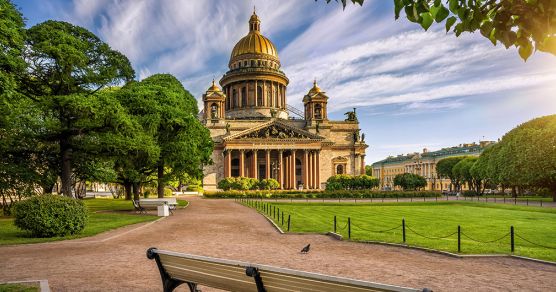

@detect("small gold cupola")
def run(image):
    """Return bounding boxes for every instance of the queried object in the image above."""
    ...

[303,79,329,121]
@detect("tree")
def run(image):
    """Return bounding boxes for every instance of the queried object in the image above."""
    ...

[325,0,556,61]
[20,20,135,197]
[0,0,25,99]
[436,156,466,191]
[114,74,213,198]
[470,146,494,193]
[393,173,427,190]
[365,165,373,176]
[484,115,556,201]
[453,156,480,192]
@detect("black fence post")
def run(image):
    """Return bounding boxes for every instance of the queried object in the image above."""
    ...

[277,208,280,220]
[334,215,337,233]
[281,212,284,225]
[287,215,291,231]
[273,206,276,218]
[348,217,351,239]
[435,196,437,202]
[511,226,515,253]
[541,200,543,207]
[423,196,425,202]
[402,218,406,243]
[410,197,412,202]
[514,197,517,205]
[458,225,461,253]
[527,198,529,206]
[396,195,399,202]
[504,196,506,203]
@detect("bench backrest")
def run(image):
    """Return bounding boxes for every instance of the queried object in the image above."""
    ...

[147,248,426,292]
[141,198,177,204]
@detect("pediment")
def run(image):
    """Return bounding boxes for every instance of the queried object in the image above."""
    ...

[224,120,324,141]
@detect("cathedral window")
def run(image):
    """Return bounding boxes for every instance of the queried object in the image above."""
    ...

[232,89,238,108]
[241,87,247,107]
[257,86,263,106]
[336,164,344,175]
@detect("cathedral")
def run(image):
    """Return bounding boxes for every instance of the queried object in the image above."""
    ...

[201,11,368,190]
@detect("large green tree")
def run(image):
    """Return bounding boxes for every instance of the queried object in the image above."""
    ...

[484,115,556,201]
[452,156,481,192]
[325,0,556,61]
[436,156,466,191]
[114,74,213,198]
[16,20,136,197]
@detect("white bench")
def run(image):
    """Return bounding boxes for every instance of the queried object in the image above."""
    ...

[139,198,178,215]
[146,248,431,292]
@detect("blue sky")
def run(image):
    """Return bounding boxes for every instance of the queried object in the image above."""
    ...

[14,0,556,164]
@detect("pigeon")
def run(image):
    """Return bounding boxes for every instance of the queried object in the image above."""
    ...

[300,244,310,254]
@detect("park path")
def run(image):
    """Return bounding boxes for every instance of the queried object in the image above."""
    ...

[0,197,555,291]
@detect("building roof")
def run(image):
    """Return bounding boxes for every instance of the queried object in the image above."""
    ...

[371,142,495,167]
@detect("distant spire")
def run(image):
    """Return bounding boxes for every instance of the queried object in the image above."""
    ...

[313,78,317,86]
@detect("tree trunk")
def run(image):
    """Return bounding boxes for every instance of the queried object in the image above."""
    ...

[60,139,74,198]
[178,179,183,192]
[511,186,517,198]
[157,162,164,198]
[124,182,132,200]
[132,182,141,200]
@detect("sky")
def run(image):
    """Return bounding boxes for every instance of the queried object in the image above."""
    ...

[14,0,556,164]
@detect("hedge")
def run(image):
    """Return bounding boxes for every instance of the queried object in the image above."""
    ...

[325,174,380,191]
[204,190,440,199]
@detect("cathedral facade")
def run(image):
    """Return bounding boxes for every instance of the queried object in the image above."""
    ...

[201,11,367,190]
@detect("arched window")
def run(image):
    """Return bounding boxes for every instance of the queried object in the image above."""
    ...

[210,103,218,119]
[314,104,322,119]
[336,164,344,175]
[251,60,256,67]
[257,86,263,106]
[232,89,237,108]
[241,87,247,107]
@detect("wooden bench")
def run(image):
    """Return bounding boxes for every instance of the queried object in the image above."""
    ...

[139,198,178,214]
[146,248,431,292]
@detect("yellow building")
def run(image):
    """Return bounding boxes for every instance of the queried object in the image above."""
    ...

[201,11,368,190]
[371,141,495,191]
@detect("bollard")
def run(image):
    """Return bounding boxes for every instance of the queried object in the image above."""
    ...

[287,215,291,231]
[334,215,337,233]
[458,225,461,253]
[511,226,515,252]
[348,217,351,239]
[402,218,406,243]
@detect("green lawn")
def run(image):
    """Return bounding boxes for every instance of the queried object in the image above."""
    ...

[252,201,556,262]
[0,283,38,292]
[0,198,188,245]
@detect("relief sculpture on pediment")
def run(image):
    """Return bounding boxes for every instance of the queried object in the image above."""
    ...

[238,125,308,139]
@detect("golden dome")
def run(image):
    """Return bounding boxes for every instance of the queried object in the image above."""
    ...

[230,11,279,61]
[207,79,221,92]
[308,79,322,94]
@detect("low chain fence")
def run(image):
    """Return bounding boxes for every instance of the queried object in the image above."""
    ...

[236,198,556,258]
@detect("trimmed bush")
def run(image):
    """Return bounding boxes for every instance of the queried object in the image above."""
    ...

[13,195,88,237]
[258,178,280,190]
[325,174,379,191]
[203,189,439,199]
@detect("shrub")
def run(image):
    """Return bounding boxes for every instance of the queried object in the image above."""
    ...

[203,189,439,199]
[164,188,173,197]
[325,174,379,191]
[13,195,88,237]
[258,178,280,190]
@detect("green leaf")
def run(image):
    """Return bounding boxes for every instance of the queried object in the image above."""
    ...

[420,12,434,31]
[394,0,403,19]
[435,5,450,22]
[519,41,533,61]
[445,16,457,32]
[449,0,459,13]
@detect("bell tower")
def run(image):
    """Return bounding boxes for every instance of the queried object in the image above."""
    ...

[303,80,328,122]
[202,80,226,124]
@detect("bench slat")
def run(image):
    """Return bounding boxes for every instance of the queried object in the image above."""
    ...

[151,250,424,292]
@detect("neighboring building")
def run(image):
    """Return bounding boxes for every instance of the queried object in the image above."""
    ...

[201,11,368,190]
[371,141,495,191]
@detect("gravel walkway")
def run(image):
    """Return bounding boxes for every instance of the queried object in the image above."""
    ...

[0,197,554,291]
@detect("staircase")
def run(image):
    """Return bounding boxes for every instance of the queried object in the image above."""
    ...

[287,105,304,119]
